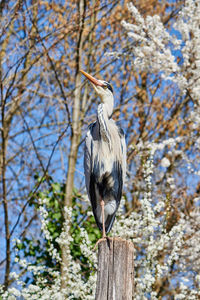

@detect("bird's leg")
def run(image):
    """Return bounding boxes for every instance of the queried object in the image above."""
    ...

[100,198,106,238]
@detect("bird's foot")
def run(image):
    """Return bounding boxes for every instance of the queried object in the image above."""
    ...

[93,237,106,251]
[93,236,113,251]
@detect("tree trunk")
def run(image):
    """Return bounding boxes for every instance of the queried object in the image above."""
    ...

[61,0,86,290]
[96,237,134,300]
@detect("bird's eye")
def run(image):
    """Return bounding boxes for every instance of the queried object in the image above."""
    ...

[102,82,113,93]
[106,83,113,93]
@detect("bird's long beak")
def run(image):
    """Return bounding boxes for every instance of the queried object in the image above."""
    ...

[80,70,105,87]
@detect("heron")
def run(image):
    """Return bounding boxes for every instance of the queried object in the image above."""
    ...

[81,69,126,241]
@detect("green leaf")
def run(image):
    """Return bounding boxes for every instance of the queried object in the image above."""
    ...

[52,183,61,192]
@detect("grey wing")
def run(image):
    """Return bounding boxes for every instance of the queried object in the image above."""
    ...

[84,124,103,231]
[104,126,126,234]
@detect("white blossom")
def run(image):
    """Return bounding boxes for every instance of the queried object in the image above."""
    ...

[161,157,171,168]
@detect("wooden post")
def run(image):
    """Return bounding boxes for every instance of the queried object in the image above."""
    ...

[95,237,134,300]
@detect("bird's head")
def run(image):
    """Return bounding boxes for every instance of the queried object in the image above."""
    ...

[80,70,113,103]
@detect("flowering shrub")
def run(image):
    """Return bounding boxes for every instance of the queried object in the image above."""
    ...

[120,1,200,101]
[0,182,98,299]
[117,0,200,136]
[112,147,200,299]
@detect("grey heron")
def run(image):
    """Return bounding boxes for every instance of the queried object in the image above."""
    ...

[81,70,126,240]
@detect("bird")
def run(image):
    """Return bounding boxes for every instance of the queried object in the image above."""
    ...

[80,69,126,240]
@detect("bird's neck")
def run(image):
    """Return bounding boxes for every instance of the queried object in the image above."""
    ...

[104,94,114,118]
[99,94,114,119]
[97,99,114,148]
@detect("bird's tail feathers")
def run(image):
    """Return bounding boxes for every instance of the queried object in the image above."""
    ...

[93,172,118,233]
[99,172,114,188]
[97,172,114,199]
[96,208,117,234]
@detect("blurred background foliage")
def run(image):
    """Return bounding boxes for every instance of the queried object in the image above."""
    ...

[1,0,199,297]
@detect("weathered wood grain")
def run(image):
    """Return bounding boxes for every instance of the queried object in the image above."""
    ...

[95,237,134,300]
